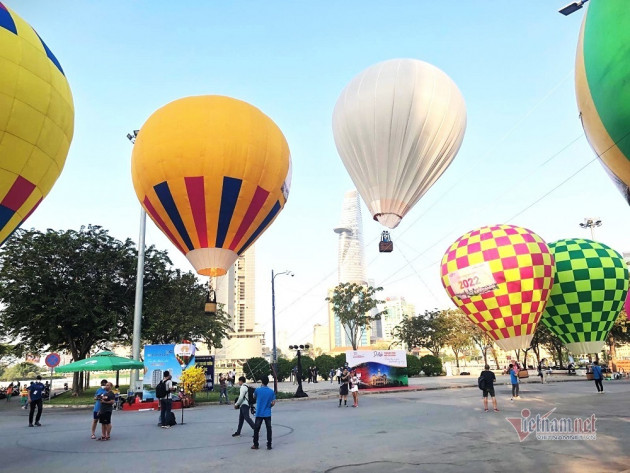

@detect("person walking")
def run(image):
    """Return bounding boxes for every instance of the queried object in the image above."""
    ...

[232,376,255,437]
[158,370,174,429]
[537,361,544,384]
[218,374,228,404]
[5,383,13,402]
[251,377,276,450]
[338,368,350,407]
[509,364,520,400]
[28,375,45,427]
[329,369,335,383]
[350,371,360,407]
[98,382,115,440]
[91,379,108,439]
[20,385,28,409]
[479,365,499,412]
[336,367,342,384]
[592,361,604,393]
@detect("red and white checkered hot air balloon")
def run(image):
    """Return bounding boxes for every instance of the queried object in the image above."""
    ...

[440,224,555,351]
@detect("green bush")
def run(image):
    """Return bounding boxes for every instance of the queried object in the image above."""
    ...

[274,357,293,382]
[419,355,442,376]
[406,354,422,377]
[243,357,270,382]
[314,354,336,380]
[1,362,39,381]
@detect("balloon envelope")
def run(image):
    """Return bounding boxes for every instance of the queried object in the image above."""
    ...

[440,224,554,351]
[575,0,630,204]
[541,238,628,354]
[333,58,466,229]
[131,96,291,276]
[0,2,74,245]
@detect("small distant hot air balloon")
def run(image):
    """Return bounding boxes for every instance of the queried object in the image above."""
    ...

[575,0,630,204]
[333,58,466,233]
[174,341,195,370]
[440,225,555,351]
[0,2,74,245]
[131,96,291,276]
[541,239,628,354]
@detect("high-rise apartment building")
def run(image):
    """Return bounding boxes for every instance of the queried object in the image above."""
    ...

[212,246,264,368]
[328,190,370,350]
[380,296,416,342]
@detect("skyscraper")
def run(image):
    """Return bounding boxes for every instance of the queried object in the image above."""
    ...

[380,296,416,343]
[333,190,367,285]
[329,190,370,349]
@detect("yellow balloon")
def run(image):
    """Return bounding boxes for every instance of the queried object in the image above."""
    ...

[0,2,74,245]
[131,95,291,276]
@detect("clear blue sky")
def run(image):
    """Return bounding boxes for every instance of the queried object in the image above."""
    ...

[12,1,630,345]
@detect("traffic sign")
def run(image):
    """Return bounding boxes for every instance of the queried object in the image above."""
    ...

[45,353,60,368]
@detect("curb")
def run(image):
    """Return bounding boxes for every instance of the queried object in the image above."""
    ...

[41,377,622,408]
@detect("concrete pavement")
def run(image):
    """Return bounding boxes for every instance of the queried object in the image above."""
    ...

[1,377,628,473]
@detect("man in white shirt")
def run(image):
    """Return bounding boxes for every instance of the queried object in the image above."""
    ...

[232,376,255,437]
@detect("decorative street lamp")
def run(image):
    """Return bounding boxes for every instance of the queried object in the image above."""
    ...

[271,270,294,394]
[288,344,310,398]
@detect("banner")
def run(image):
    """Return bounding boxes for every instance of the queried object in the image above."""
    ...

[346,350,408,388]
[143,344,196,399]
[195,355,215,391]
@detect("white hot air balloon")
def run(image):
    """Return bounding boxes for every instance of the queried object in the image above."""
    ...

[333,58,467,229]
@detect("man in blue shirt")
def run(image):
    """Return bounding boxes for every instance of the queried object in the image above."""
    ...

[91,379,108,439]
[591,361,604,393]
[251,377,276,450]
[509,364,520,400]
[28,375,46,427]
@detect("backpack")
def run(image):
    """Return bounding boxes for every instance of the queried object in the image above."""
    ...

[478,374,487,391]
[246,384,256,415]
[155,379,168,399]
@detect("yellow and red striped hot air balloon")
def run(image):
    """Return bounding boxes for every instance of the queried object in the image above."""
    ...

[131,95,291,276]
[0,2,74,245]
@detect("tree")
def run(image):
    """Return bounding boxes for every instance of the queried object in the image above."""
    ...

[326,283,386,350]
[314,354,336,380]
[0,226,139,394]
[1,361,41,381]
[419,355,443,376]
[607,311,630,371]
[333,353,347,369]
[393,309,453,356]
[243,357,271,382]
[275,357,293,382]
[298,355,315,380]
[444,310,474,368]
[180,365,206,401]
[140,268,231,349]
[536,323,567,368]
[406,354,422,377]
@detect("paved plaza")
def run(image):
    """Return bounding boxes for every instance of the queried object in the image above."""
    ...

[2,377,629,473]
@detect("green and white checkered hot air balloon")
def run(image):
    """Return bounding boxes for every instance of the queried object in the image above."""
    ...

[541,239,628,354]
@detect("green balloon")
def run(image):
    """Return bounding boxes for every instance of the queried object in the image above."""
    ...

[541,239,628,354]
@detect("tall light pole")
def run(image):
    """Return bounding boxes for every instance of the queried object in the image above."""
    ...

[127,130,145,394]
[271,269,293,394]
[579,218,602,240]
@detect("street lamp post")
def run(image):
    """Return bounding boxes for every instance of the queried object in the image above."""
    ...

[271,269,293,394]
[288,344,309,398]
[127,130,145,395]
[579,218,602,240]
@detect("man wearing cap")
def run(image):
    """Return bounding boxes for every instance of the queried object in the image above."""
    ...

[28,375,46,427]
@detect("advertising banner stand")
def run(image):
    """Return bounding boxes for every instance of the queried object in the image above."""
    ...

[346,350,408,389]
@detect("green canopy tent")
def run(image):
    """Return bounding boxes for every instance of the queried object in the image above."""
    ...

[56,351,144,388]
